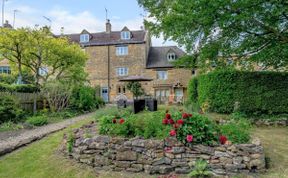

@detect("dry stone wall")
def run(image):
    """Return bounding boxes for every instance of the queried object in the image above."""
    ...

[61,123,265,176]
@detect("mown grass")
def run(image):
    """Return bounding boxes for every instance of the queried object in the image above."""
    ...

[253,127,288,178]
[0,107,287,178]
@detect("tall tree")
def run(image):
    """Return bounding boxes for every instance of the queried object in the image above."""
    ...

[138,0,288,71]
[0,27,88,113]
[0,28,29,82]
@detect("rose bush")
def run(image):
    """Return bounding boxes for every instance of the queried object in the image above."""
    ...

[98,108,251,145]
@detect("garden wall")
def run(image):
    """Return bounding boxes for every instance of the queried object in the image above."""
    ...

[61,124,266,176]
[188,70,288,114]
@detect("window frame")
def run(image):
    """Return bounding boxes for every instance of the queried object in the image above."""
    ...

[0,66,11,74]
[80,34,90,43]
[116,46,128,56]
[121,31,131,40]
[167,52,176,61]
[116,67,129,76]
[157,70,168,80]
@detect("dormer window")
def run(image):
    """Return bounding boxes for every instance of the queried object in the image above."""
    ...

[80,34,89,43]
[167,53,176,61]
[121,31,131,40]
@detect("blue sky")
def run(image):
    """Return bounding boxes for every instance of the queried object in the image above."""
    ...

[2,0,176,46]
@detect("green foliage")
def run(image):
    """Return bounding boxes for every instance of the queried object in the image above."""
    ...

[0,95,22,124]
[189,70,288,114]
[126,81,144,98]
[71,85,105,112]
[0,82,39,93]
[26,115,48,126]
[220,119,251,144]
[0,27,88,87]
[176,114,219,146]
[99,110,170,139]
[67,131,75,153]
[0,121,23,132]
[189,159,212,178]
[188,77,198,103]
[138,0,288,71]
[0,74,16,84]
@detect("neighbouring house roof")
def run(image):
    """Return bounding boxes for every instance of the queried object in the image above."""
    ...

[59,30,146,47]
[146,46,185,69]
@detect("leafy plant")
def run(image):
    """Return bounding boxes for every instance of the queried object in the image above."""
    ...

[0,95,23,124]
[189,159,212,178]
[26,115,48,126]
[220,118,251,144]
[67,131,75,153]
[176,114,219,146]
[126,81,144,99]
[71,85,104,112]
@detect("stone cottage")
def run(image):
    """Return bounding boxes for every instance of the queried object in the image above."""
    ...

[63,20,193,103]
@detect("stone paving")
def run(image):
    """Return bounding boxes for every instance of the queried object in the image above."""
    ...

[0,112,95,156]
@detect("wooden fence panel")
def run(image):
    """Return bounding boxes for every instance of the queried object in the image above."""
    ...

[0,92,44,111]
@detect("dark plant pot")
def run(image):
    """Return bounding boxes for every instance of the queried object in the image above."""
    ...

[133,99,145,114]
[145,99,157,112]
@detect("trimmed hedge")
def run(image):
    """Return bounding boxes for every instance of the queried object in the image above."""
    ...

[0,82,39,93]
[188,70,288,114]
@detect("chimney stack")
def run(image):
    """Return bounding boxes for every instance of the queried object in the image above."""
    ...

[3,20,12,29]
[106,19,111,33]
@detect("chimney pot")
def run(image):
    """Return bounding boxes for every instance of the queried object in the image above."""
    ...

[106,19,111,33]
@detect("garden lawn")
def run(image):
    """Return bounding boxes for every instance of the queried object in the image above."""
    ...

[253,127,288,178]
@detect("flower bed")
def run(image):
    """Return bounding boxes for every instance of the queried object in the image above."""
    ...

[61,122,266,176]
[99,110,251,145]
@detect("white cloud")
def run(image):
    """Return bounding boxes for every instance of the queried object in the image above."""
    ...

[2,5,178,47]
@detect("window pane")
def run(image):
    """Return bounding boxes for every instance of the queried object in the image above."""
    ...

[116,46,128,56]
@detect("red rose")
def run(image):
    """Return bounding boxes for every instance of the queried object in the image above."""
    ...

[186,135,193,142]
[182,113,189,119]
[173,123,179,129]
[219,135,228,145]
[162,118,169,125]
[188,114,193,117]
[169,130,176,136]
[168,119,175,125]
[119,118,125,124]
[165,113,171,119]
[177,119,184,125]
[112,118,117,124]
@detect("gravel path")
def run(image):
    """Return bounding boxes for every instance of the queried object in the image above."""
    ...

[0,112,95,156]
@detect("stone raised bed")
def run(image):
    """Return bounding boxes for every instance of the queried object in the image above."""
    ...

[61,123,266,176]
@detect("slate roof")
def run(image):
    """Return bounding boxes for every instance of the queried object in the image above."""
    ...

[60,30,146,47]
[146,46,185,69]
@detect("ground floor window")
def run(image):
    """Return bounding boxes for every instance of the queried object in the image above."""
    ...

[155,89,170,104]
[117,85,126,94]
[0,66,11,74]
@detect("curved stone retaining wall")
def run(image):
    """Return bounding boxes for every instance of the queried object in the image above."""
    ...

[61,123,265,176]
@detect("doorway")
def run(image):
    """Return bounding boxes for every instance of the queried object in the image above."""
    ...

[101,87,109,102]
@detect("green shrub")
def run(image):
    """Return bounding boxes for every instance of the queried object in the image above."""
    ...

[219,119,251,144]
[176,113,219,145]
[71,86,105,112]
[0,82,39,93]
[0,95,22,124]
[26,115,48,126]
[189,70,288,114]
[188,77,198,103]
[0,74,16,84]
[99,110,171,139]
